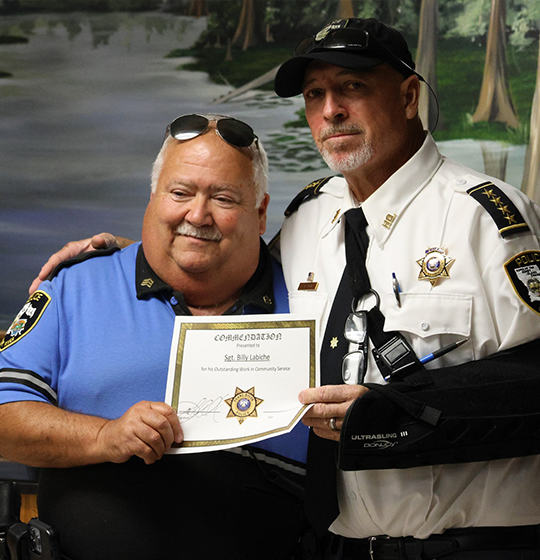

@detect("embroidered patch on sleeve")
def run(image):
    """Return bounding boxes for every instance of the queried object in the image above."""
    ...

[0,291,51,352]
[504,251,540,315]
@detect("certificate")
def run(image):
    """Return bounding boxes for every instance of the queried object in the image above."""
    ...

[165,313,318,453]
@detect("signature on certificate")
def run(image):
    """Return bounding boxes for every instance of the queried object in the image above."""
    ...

[177,396,225,423]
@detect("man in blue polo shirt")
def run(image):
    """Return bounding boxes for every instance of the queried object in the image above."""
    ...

[0,114,308,560]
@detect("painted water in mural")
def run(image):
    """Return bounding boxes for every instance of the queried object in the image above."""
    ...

[0,12,529,328]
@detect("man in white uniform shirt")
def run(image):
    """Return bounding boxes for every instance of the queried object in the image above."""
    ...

[26,17,540,560]
[273,16,540,560]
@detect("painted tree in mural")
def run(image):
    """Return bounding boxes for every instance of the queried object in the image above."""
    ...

[188,0,208,18]
[336,0,355,18]
[416,0,439,132]
[521,0,540,205]
[232,0,262,50]
[522,38,540,203]
[472,0,520,127]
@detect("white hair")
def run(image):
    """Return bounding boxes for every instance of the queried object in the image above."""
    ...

[150,117,269,208]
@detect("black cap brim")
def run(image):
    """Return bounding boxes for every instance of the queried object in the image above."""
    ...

[274,50,384,98]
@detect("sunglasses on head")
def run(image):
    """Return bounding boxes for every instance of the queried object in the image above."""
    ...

[294,28,418,79]
[294,28,370,56]
[165,114,258,149]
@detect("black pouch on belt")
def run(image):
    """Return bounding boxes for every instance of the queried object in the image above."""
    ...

[338,338,540,470]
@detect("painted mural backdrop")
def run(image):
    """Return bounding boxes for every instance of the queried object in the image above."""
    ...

[1,0,539,329]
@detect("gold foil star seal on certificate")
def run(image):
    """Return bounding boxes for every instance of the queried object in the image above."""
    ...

[225,387,264,425]
[416,246,455,286]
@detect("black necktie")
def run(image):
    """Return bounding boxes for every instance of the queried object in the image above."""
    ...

[344,207,370,300]
[304,207,370,535]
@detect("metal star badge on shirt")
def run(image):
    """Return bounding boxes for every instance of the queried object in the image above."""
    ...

[225,387,264,425]
[416,247,455,286]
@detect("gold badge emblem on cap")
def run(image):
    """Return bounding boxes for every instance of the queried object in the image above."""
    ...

[416,247,455,286]
[315,19,349,41]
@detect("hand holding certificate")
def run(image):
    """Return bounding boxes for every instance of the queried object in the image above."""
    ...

[165,313,318,453]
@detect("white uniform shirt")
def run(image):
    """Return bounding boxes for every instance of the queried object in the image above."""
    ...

[279,133,540,539]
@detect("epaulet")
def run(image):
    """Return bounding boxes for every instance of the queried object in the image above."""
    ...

[466,181,530,238]
[284,176,334,217]
[46,246,121,281]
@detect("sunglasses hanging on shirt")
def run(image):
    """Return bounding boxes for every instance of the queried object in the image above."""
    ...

[342,291,376,385]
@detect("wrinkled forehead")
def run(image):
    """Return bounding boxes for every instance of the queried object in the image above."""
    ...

[168,129,250,163]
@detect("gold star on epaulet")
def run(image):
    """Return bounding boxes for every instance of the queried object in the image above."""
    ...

[467,181,530,238]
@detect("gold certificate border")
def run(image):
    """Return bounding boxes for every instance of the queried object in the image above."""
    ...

[171,319,316,448]
[173,405,311,449]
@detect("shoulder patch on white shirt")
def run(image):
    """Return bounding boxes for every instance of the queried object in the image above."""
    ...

[0,291,51,352]
[284,176,335,217]
[504,251,540,315]
[466,181,530,238]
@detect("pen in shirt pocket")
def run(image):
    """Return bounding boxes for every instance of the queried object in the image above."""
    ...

[420,338,469,364]
[392,272,401,307]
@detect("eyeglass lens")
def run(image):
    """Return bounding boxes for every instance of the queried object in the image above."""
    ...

[342,351,365,384]
[169,114,208,140]
[216,118,254,148]
[344,311,367,344]
[342,309,368,384]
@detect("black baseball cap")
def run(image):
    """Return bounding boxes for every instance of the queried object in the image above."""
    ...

[274,18,420,98]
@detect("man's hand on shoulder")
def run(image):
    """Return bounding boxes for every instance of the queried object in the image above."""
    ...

[29,233,134,294]
[96,401,184,465]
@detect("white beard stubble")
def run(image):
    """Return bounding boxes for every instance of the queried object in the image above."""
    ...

[317,125,374,174]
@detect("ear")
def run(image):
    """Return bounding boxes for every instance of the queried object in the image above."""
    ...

[401,74,421,120]
[258,193,270,235]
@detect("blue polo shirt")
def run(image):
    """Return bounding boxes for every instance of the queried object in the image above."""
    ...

[1,242,311,560]
[0,241,306,464]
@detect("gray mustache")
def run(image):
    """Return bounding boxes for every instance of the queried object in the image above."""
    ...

[320,124,363,142]
[175,222,223,242]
